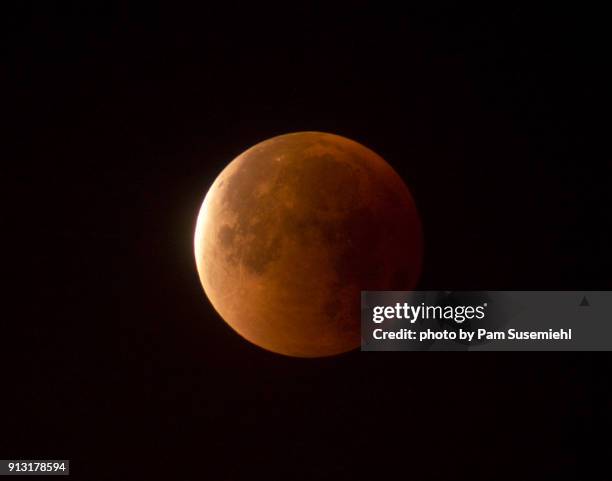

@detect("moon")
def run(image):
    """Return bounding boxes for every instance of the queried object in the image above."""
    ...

[194,132,422,357]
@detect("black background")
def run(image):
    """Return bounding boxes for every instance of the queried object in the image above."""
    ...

[4,2,611,480]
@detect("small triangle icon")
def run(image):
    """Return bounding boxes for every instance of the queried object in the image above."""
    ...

[580,296,590,307]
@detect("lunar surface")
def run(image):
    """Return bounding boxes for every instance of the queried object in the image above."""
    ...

[194,132,422,357]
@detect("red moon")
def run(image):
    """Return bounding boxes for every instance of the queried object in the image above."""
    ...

[194,132,422,357]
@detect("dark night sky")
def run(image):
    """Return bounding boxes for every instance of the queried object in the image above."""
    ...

[4,2,611,480]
